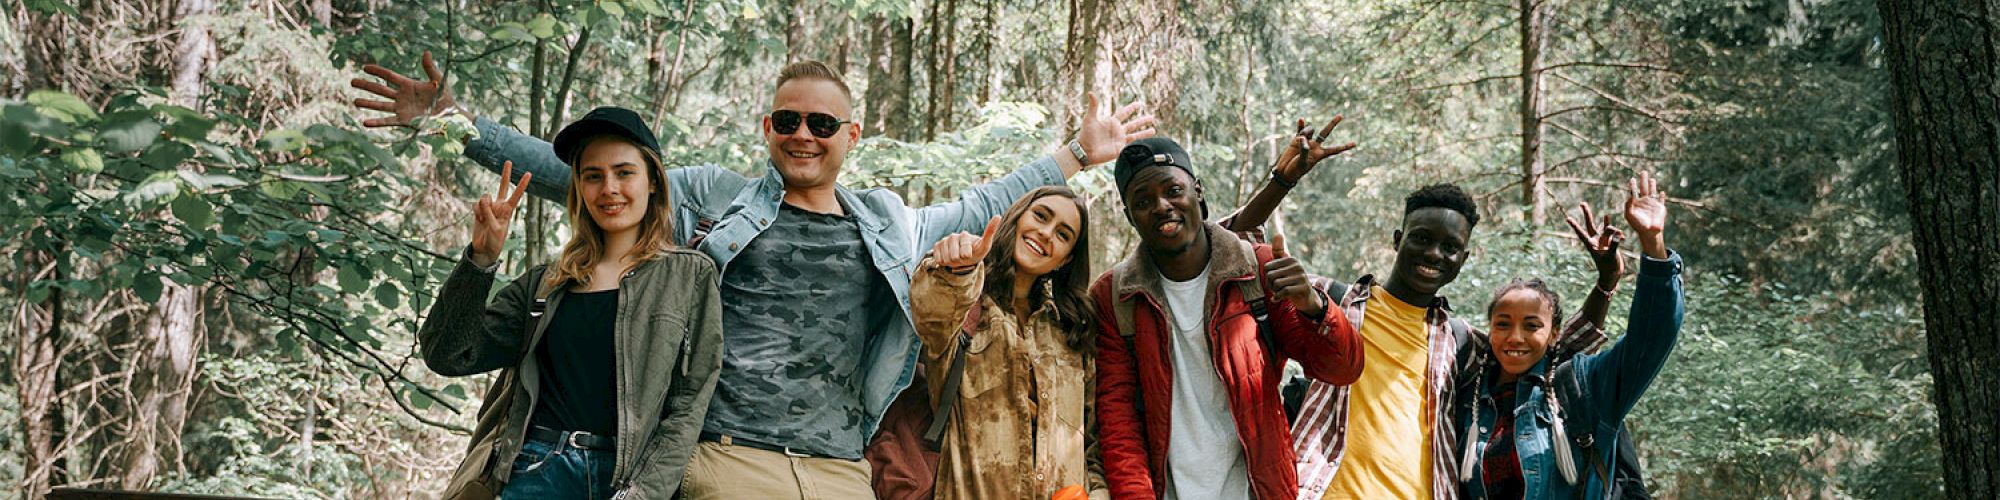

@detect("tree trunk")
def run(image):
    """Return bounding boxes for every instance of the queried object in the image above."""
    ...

[924,0,963,140]
[1060,0,1111,131]
[650,0,699,129]
[120,0,215,488]
[974,0,998,105]
[886,17,916,140]
[14,248,62,500]
[1877,0,2000,496]
[784,0,809,62]
[1518,0,1549,225]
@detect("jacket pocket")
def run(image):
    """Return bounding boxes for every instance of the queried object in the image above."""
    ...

[650,311,691,375]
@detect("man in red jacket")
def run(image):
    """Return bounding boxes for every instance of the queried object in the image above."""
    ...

[1092,137,1364,500]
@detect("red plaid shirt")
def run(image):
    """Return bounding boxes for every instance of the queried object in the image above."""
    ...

[1291,275,1464,500]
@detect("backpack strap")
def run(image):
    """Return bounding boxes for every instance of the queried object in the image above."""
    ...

[1238,243,1281,359]
[922,296,984,449]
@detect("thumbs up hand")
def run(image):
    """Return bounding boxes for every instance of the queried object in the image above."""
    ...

[932,216,1002,272]
[1265,232,1326,317]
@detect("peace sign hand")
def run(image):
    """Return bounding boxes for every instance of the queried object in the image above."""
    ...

[1564,201,1626,285]
[1273,116,1358,184]
[469,161,531,268]
[931,216,1002,272]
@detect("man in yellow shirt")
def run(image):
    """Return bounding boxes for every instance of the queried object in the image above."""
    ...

[1292,184,1480,500]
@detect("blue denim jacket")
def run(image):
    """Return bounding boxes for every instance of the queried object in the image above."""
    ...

[464,117,1067,443]
[1457,251,1685,500]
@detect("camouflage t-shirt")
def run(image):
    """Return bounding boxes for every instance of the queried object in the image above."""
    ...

[702,202,891,459]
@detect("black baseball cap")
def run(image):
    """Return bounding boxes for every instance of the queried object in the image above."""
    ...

[1113,137,1206,217]
[1114,137,1197,193]
[552,107,662,167]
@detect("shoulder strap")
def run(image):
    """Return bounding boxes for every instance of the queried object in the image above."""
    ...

[1113,291,1138,339]
[1238,244,1281,358]
[923,296,984,448]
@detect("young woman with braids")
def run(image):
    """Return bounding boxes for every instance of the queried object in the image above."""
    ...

[1452,172,1686,500]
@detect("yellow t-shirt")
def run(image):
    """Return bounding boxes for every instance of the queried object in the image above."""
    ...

[1321,285,1433,500]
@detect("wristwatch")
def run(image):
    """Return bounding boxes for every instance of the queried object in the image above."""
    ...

[1067,140,1089,166]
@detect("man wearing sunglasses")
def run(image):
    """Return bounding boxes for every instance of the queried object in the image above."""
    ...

[352,55,1155,499]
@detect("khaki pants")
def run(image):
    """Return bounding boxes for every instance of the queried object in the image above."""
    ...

[681,440,875,500]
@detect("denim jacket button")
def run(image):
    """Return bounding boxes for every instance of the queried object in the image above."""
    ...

[729,242,739,251]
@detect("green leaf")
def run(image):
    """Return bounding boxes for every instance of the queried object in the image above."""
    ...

[25,0,80,17]
[124,171,183,205]
[337,265,369,293]
[375,281,402,309]
[259,129,308,152]
[442,383,468,401]
[99,111,162,153]
[600,1,625,18]
[5,103,69,138]
[171,195,213,229]
[628,0,669,17]
[133,273,163,303]
[141,141,196,169]
[527,13,560,39]
[407,384,436,410]
[179,171,245,189]
[27,90,96,123]
[60,148,103,174]
[155,105,216,140]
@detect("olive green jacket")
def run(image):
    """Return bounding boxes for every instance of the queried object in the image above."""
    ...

[422,249,724,499]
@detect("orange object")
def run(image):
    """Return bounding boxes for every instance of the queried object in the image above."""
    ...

[1051,485,1088,500]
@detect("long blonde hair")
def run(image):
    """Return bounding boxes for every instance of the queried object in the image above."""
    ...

[542,135,676,291]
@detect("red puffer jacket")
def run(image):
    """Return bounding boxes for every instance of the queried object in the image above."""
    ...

[1091,222,1364,500]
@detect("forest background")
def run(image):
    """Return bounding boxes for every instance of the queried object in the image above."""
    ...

[0,0,1948,498]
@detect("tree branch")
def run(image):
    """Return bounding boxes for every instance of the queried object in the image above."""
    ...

[1539,60,1678,74]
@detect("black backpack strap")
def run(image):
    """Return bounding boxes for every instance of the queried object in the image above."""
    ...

[923,298,984,449]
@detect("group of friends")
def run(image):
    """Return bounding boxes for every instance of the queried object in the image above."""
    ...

[352,54,1687,500]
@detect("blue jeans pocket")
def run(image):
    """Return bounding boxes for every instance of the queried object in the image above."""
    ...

[510,439,559,476]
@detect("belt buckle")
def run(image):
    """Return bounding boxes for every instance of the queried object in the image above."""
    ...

[567,430,590,450]
[781,446,810,458]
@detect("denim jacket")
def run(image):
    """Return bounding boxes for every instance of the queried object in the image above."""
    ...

[1454,251,1685,500]
[463,117,1067,444]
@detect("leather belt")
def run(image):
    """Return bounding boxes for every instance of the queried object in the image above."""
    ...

[528,425,615,452]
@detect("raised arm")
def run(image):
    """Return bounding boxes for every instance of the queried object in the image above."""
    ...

[1553,201,1627,356]
[417,164,537,376]
[915,95,1155,247]
[1579,171,1684,423]
[350,51,570,202]
[1224,116,1356,234]
[1262,235,1364,385]
[910,218,999,365]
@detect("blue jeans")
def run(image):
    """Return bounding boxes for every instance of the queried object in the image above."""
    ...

[500,434,617,499]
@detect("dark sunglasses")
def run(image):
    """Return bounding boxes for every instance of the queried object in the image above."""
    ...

[769,110,852,139]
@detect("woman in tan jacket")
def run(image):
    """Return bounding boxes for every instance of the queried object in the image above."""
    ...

[912,185,1106,500]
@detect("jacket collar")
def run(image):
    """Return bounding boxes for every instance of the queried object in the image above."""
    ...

[1110,220,1260,303]
[756,162,887,232]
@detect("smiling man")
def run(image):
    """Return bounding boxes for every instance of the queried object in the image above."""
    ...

[352,57,1154,499]
[1092,137,1364,500]
[1290,183,1484,500]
